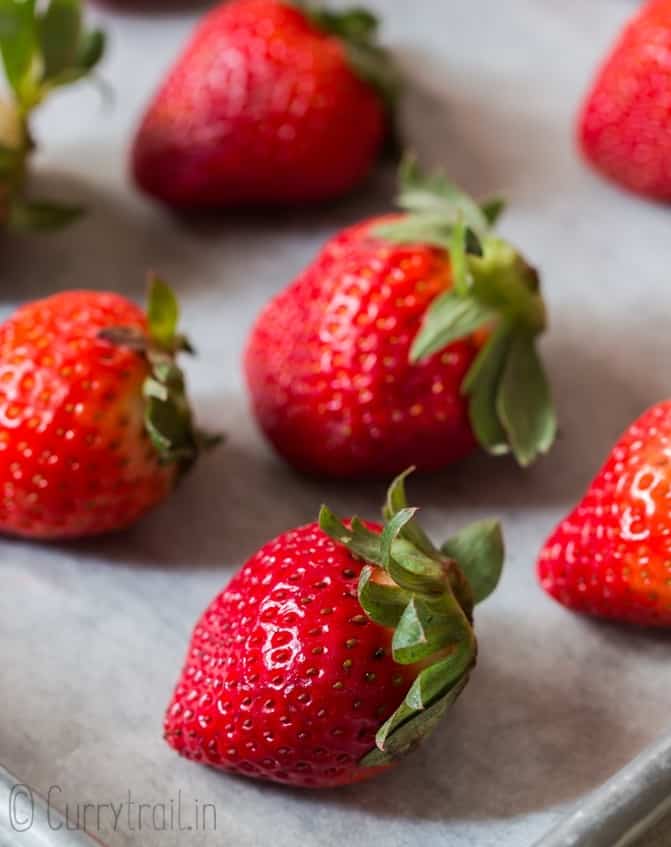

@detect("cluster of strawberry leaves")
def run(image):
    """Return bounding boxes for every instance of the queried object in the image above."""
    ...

[0,0,105,230]
[101,276,220,472]
[320,468,503,765]
[378,156,557,467]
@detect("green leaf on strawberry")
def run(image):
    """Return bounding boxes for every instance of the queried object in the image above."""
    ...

[409,291,494,361]
[441,518,504,605]
[0,0,105,232]
[394,153,493,238]
[320,468,503,766]
[375,155,557,467]
[7,198,83,231]
[497,332,555,467]
[357,565,409,628]
[0,0,37,95]
[382,467,435,555]
[0,0,104,105]
[77,29,105,72]
[39,0,82,80]
[100,275,221,472]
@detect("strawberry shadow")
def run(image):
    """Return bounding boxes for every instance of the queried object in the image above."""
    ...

[395,315,668,532]
[55,312,668,575]
[135,160,400,312]
[91,0,213,14]
[3,552,669,829]
[181,157,398,220]
[1,156,399,310]
[54,392,328,571]
[1,169,205,305]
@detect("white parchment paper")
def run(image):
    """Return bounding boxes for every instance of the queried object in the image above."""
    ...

[1,2,670,845]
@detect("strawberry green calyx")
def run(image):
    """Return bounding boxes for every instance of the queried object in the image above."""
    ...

[100,276,220,472]
[319,468,504,767]
[295,2,400,113]
[0,0,105,231]
[375,156,557,467]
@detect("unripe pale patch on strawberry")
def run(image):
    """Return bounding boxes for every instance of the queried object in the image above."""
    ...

[164,469,504,787]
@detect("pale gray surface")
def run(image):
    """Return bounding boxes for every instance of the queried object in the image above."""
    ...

[1,1,671,845]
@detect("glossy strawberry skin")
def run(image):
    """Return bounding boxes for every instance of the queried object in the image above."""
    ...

[0,291,176,540]
[244,216,479,478]
[538,402,671,628]
[164,521,419,788]
[132,0,386,208]
[578,0,671,200]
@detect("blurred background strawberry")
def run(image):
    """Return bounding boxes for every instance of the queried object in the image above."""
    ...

[131,0,399,208]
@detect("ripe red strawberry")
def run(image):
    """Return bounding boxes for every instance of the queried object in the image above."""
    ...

[0,0,105,231]
[0,278,213,540]
[538,402,671,628]
[578,0,671,200]
[245,158,556,478]
[165,470,503,787]
[131,0,398,208]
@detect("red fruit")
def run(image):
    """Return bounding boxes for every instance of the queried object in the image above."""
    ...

[578,0,671,200]
[0,0,105,231]
[538,402,671,628]
[131,0,397,208]
[164,470,504,787]
[245,157,556,478]
[0,278,212,540]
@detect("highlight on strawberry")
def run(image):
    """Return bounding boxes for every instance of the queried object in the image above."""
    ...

[0,277,217,540]
[164,469,503,787]
[245,155,557,478]
[131,0,400,208]
[538,401,671,629]
[0,0,105,232]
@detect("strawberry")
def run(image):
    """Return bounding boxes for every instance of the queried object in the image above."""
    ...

[164,470,503,787]
[131,0,398,208]
[0,278,214,540]
[578,0,671,200]
[245,157,556,478]
[0,0,105,231]
[538,402,671,628]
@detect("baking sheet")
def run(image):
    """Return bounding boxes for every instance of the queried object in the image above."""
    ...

[2,1,671,845]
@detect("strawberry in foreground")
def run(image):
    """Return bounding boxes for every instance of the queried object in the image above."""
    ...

[0,278,214,540]
[245,157,556,478]
[132,0,398,208]
[538,402,671,628]
[578,0,671,200]
[165,470,503,787]
[0,0,105,231]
